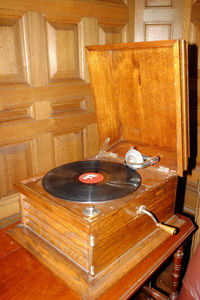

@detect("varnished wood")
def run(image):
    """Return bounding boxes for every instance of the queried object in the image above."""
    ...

[170,246,184,300]
[12,159,179,274]
[184,180,198,215]
[143,245,185,300]
[191,0,200,25]
[0,0,132,226]
[86,40,189,176]
[0,0,129,26]
[9,153,193,300]
[78,17,99,82]
[143,285,168,300]
[3,215,194,300]
[5,39,192,299]
[0,225,80,300]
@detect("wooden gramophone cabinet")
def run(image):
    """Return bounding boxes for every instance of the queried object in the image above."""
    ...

[8,40,195,300]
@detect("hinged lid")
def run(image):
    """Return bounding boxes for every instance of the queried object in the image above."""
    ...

[86,40,189,176]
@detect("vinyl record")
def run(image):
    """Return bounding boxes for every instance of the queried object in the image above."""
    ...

[42,160,141,203]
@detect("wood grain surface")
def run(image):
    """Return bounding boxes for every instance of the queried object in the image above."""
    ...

[86,40,189,176]
[4,214,194,300]
[9,153,191,299]
[0,0,132,228]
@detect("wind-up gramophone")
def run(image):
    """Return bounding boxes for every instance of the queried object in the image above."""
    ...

[9,40,191,299]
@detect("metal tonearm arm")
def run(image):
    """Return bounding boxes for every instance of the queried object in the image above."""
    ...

[125,154,160,169]
[95,137,110,159]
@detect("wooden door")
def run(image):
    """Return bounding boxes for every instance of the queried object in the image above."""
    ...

[134,0,184,42]
[0,0,132,228]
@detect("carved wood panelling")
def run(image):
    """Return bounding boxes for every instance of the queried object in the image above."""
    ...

[184,180,198,215]
[51,97,86,117]
[0,14,29,85]
[53,124,99,166]
[0,1,129,26]
[0,104,34,123]
[46,20,79,82]
[99,0,124,4]
[143,8,175,23]
[32,133,54,174]
[0,83,92,106]
[0,141,35,198]
[145,24,171,41]
[23,12,48,87]
[146,0,173,7]
[135,0,184,42]
[33,101,51,120]
[0,194,20,229]
[99,25,123,44]
[78,17,99,82]
[0,0,130,227]
[83,123,100,159]
[143,6,174,41]
[54,131,83,166]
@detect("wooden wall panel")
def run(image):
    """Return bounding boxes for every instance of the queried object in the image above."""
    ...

[184,181,198,215]
[99,25,123,44]
[23,12,48,87]
[32,133,54,174]
[146,0,173,7]
[54,131,83,166]
[46,20,79,82]
[51,97,86,117]
[0,194,20,229]
[134,0,184,42]
[0,141,35,198]
[0,1,129,25]
[0,103,34,123]
[83,123,100,159]
[0,14,28,85]
[99,0,124,4]
[145,23,171,41]
[78,17,99,82]
[34,101,51,120]
[0,0,131,227]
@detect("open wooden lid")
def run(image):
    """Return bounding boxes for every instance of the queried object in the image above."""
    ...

[86,40,189,176]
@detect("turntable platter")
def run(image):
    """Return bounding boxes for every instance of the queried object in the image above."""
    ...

[42,160,141,203]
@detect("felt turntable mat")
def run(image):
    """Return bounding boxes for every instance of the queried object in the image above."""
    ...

[42,160,141,203]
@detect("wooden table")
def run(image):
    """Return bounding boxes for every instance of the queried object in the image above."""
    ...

[0,215,195,300]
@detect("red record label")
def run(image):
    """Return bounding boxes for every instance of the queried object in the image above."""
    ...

[79,172,104,184]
